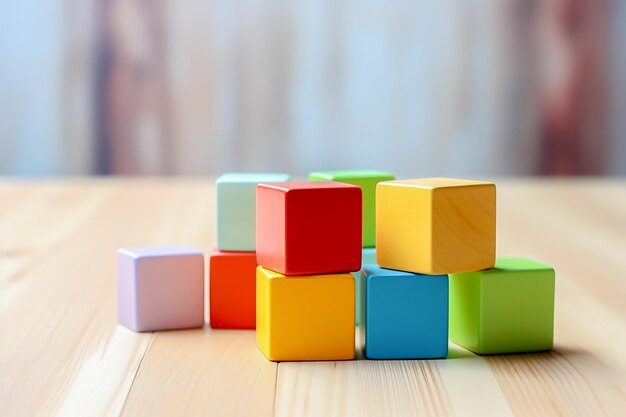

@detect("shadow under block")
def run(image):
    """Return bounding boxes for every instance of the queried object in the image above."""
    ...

[117,246,204,332]
[351,248,377,326]
[308,170,395,248]
[449,258,555,355]
[256,181,362,275]
[209,250,257,329]
[216,172,290,251]
[361,264,448,359]
[256,266,355,361]
[376,178,496,275]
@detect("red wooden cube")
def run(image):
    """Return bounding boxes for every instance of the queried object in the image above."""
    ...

[256,181,362,275]
[209,250,257,329]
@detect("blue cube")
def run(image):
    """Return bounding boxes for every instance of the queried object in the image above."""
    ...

[362,264,448,359]
[216,173,290,251]
[351,248,377,326]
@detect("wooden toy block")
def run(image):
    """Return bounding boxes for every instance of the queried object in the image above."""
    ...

[361,264,448,359]
[308,170,395,247]
[209,250,257,329]
[256,181,362,275]
[449,258,555,354]
[117,246,204,332]
[256,266,355,361]
[217,173,290,251]
[351,248,377,326]
[377,178,496,275]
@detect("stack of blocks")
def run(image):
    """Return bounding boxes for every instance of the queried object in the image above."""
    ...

[254,171,396,361]
[372,178,555,358]
[116,171,555,363]
[210,173,290,329]
[255,181,362,361]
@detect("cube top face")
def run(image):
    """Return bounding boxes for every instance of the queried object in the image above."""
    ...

[362,264,447,280]
[209,248,257,260]
[117,247,204,332]
[119,246,202,259]
[258,265,354,281]
[309,171,395,248]
[259,180,357,192]
[216,172,290,251]
[256,181,362,275]
[383,177,492,190]
[376,178,495,275]
[256,266,355,361]
[493,257,553,272]
[363,266,448,359]
[209,250,257,329]
[308,169,395,181]
[449,258,555,354]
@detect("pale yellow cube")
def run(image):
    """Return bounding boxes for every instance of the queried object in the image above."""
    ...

[376,178,496,275]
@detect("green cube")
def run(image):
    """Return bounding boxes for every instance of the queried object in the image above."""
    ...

[449,257,555,354]
[308,170,395,248]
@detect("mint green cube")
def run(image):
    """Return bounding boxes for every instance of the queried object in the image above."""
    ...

[216,173,290,251]
[449,258,555,354]
[308,170,395,248]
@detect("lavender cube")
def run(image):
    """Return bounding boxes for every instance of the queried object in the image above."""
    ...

[117,246,204,332]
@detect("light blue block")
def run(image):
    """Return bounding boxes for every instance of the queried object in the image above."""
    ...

[352,248,377,326]
[361,248,376,265]
[216,173,290,251]
[362,264,448,359]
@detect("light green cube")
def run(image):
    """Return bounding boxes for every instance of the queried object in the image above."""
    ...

[308,170,395,248]
[449,257,555,354]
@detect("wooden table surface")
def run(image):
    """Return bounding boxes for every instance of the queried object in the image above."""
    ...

[1,178,625,417]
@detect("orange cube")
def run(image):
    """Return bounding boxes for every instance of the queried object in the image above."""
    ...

[209,250,257,329]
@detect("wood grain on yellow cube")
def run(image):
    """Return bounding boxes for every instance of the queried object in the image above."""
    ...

[376,178,496,275]
[256,266,355,361]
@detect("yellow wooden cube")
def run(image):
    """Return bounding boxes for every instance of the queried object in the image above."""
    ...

[256,266,355,361]
[376,178,496,275]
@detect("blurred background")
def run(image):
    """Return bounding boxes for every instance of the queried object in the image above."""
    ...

[0,0,624,177]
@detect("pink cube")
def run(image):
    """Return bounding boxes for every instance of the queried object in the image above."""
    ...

[117,246,204,332]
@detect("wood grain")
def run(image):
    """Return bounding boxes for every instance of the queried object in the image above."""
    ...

[275,358,454,417]
[120,329,276,417]
[0,179,625,417]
